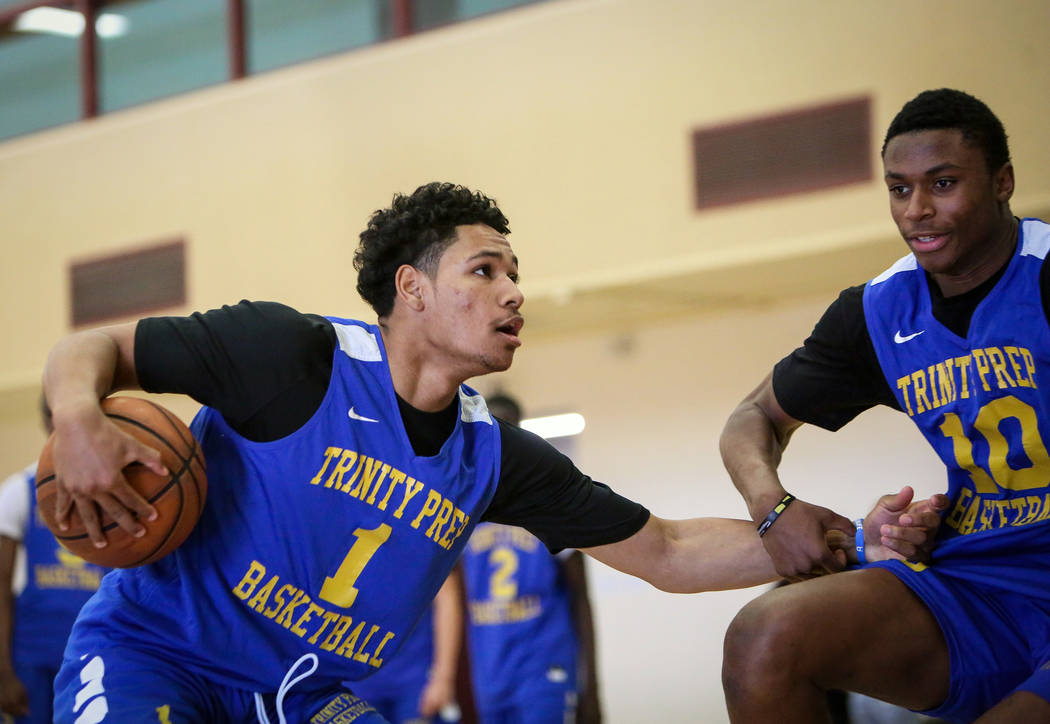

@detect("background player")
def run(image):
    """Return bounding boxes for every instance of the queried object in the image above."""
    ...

[350,572,463,724]
[720,89,1050,722]
[0,399,109,724]
[460,393,601,724]
[43,183,942,723]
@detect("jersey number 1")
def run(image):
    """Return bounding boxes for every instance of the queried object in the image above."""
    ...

[319,523,392,608]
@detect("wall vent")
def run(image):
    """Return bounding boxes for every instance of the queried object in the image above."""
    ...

[70,239,186,326]
[692,96,872,210]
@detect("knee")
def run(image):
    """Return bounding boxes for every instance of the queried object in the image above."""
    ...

[722,593,809,699]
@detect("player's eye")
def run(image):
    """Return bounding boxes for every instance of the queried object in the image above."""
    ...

[933,178,956,191]
[473,265,491,278]
[888,184,909,198]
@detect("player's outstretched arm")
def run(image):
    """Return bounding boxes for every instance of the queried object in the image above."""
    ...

[42,324,162,547]
[720,373,853,578]
[581,516,778,593]
[580,489,947,593]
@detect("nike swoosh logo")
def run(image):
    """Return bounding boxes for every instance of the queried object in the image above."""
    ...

[348,407,379,423]
[894,330,926,344]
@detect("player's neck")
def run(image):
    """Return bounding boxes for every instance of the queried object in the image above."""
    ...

[379,322,462,412]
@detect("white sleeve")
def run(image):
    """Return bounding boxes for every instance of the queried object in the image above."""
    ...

[0,465,31,541]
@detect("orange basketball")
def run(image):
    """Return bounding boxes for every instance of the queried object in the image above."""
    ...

[35,396,207,568]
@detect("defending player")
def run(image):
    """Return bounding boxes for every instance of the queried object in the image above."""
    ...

[720,89,1050,722]
[0,401,109,724]
[461,394,602,724]
[42,183,942,723]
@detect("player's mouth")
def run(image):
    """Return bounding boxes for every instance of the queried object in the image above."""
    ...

[907,231,949,254]
[495,316,524,346]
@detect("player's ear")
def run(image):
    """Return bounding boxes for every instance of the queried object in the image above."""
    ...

[994,161,1015,203]
[394,265,426,312]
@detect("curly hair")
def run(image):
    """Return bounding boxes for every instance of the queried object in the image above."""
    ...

[882,89,1010,173]
[354,182,511,317]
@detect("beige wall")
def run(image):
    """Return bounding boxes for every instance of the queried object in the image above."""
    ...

[1,0,1047,720]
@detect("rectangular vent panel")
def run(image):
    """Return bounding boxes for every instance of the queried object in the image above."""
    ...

[692,97,872,210]
[71,239,186,326]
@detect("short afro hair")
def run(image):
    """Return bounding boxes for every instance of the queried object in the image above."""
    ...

[882,89,1010,173]
[354,182,510,317]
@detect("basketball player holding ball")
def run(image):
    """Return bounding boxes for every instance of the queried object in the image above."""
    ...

[43,183,945,723]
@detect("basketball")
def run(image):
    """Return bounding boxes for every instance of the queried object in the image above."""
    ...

[35,396,207,568]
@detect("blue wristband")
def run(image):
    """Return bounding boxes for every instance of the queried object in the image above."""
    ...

[854,518,867,565]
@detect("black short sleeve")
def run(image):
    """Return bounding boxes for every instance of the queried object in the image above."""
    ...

[487,420,650,552]
[772,285,899,431]
[135,300,335,441]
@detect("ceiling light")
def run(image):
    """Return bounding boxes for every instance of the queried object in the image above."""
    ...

[520,413,586,440]
[14,7,129,38]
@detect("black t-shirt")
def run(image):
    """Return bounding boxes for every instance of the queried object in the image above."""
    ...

[773,252,1050,431]
[134,301,650,551]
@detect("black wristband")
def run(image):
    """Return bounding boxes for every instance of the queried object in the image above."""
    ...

[756,493,796,537]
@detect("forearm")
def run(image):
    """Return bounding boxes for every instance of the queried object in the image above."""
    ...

[584,516,778,594]
[719,401,792,520]
[564,554,601,714]
[43,328,137,423]
[429,576,462,687]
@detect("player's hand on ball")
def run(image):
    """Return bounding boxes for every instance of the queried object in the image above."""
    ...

[50,399,163,547]
[862,486,949,563]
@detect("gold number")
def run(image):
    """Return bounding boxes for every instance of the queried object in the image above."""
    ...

[489,546,518,600]
[320,523,392,608]
[940,395,1050,493]
[156,705,173,724]
[939,413,998,493]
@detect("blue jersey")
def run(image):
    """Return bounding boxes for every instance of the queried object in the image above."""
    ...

[864,218,1050,596]
[461,523,577,709]
[350,604,434,699]
[71,318,501,692]
[16,467,108,666]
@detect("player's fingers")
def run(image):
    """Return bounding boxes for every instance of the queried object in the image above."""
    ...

[110,468,158,523]
[880,534,917,559]
[816,545,846,573]
[928,493,950,512]
[94,489,148,538]
[54,484,74,531]
[824,511,855,535]
[879,523,927,545]
[879,485,916,514]
[131,440,168,477]
[73,496,107,548]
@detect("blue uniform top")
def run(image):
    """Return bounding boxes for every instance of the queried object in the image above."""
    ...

[73,319,501,692]
[349,604,435,699]
[863,218,1050,596]
[13,467,109,666]
[461,523,577,708]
